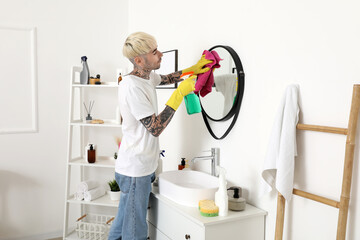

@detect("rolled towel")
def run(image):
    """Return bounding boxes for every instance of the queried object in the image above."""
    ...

[78,180,98,192]
[84,186,106,201]
[74,192,84,201]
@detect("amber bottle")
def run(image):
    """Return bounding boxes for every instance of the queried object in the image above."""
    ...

[87,144,96,163]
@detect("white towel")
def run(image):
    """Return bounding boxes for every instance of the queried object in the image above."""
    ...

[214,74,237,115]
[74,191,84,201]
[77,180,98,192]
[261,84,299,201]
[84,186,106,201]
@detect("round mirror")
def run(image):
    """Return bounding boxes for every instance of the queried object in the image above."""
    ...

[199,45,245,139]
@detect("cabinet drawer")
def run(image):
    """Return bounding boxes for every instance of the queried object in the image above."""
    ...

[148,194,205,240]
[148,221,171,240]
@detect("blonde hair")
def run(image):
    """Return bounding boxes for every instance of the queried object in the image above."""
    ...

[123,32,157,60]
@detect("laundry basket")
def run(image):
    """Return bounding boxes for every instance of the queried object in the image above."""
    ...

[76,213,114,240]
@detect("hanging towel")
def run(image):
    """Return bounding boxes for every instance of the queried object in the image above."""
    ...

[77,180,98,192]
[214,74,237,115]
[194,50,222,97]
[261,84,299,201]
[84,186,106,201]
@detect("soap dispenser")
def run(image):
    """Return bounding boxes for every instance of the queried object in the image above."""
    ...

[87,144,96,163]
[178,158,186,170]
[228,186,246,211]
[215,166,228,216]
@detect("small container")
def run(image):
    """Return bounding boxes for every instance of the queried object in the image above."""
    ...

[178,158,186,170]
[87,144,96,163]
[118,73,123,84]
[89,74,101,85]
[228,186,246,211]
[184,159,190,169]
[85,144,97,160]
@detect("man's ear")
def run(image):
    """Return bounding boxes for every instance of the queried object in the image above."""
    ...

[134,56,143,67]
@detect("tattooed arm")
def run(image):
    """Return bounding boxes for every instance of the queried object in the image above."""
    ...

[159,71,183,85]
[140,106,176,137]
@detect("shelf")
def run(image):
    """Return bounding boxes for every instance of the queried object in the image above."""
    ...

[72,82,118,88]
[69,156,115,168]
[67,193,119,207]
[65,67,121,239]
[70,119,121,128]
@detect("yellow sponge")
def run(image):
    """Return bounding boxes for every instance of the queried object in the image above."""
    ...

[199,200,219,217]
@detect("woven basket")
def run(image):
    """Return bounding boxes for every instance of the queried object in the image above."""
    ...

[76,213,114,240]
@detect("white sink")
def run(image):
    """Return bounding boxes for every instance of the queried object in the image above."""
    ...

[158,170,219,207]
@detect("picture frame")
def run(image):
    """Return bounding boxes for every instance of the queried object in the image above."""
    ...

[156,49,178,89]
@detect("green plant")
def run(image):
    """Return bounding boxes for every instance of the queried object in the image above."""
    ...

[108,179,120,192]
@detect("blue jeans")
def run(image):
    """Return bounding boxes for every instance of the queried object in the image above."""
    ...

[108,172,155,240]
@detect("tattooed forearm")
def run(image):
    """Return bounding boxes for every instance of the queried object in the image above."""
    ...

[160,71,182,85]
[140,106,176,137]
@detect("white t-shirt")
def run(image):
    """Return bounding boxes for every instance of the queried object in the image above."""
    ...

[116,71,161,177]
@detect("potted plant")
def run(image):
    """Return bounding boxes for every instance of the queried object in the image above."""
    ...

[108,179,120,201]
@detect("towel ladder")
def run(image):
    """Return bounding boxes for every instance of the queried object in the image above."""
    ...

[275,84,360,240]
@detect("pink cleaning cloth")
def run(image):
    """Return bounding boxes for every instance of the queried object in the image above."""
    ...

[194,50,222,97]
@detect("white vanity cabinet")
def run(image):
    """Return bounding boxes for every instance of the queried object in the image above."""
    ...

[148,189,267,240]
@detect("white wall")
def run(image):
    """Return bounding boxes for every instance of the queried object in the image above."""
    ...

[129,0,360,239]
[0,0,128,239]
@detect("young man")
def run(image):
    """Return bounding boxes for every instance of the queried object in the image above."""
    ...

[108,32,211,240]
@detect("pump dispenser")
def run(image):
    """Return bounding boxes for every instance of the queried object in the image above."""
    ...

[215,166,228,216]
[178,158,186,170]
[87,144,96,163]
[228,186,246,211]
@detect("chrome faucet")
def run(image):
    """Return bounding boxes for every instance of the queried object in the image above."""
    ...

[191,148,220,177]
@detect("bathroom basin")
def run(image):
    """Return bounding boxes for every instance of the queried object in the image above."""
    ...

[158,170,219,207]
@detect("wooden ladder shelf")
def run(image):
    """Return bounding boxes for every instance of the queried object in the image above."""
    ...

[275,84,360,240]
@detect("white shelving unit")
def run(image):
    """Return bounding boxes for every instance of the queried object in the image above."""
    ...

[63,66,121,239]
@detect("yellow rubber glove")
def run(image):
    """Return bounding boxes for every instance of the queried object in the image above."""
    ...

[166,75,197,110]
[182,55,213,75]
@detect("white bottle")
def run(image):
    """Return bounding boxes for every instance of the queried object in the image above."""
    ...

[215,166,228,216]
[115,106,121,124]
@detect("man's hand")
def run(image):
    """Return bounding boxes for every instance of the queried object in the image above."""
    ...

[182,55,213,75]
[166,75,197,110]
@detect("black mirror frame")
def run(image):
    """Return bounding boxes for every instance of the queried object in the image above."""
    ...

[200,45,245,140]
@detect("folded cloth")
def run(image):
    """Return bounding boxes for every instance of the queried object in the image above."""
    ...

[84,186,106,201]
[261,84,299,201]
[77,180,98,192]
[74,191,84,201]
[194,50,222,97]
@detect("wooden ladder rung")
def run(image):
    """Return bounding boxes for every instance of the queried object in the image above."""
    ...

[297,123,348,135]
[293,188,340,208]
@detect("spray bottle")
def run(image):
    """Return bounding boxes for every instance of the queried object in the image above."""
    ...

[181,72,202,115]
[215,166,228,216]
